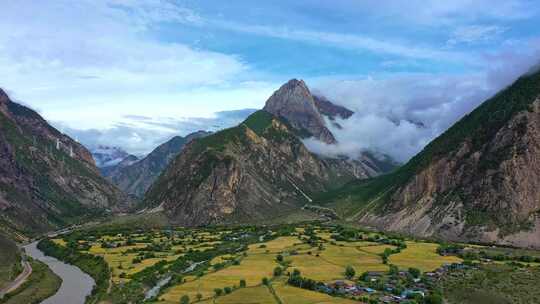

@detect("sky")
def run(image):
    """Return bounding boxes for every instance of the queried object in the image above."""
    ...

[1,1,540,159]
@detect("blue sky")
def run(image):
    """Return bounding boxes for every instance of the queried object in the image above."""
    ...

[1,1,540,157]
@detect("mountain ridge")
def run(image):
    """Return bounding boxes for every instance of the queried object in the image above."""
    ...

[143,110,362,226]
[0,89,132,238]
[320,69,540,248]
[103,130,211,198]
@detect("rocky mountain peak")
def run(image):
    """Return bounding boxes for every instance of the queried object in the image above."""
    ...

[0,89,9,115]
[0,88,7,102]
[263,79,336,144]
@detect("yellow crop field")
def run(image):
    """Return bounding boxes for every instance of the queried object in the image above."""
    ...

[273,281,358,304]
[88,243,147,255]
[287,254,345,282]
[104,253,181,282]
[389,242,462,272]
[160,252,276,301]
[357,244,394,254]
[248,236,300,254]
[86,243,181,282]
[51,238,66,247]
[211,254,236,265]
[215,286,276,304]
[319,244,388,275]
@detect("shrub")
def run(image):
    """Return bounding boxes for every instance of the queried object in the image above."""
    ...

[180,294,190,304]
[408,267,421,278]
[345,265,356,279]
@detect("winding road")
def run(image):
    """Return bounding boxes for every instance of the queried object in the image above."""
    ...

[0,256,32,298]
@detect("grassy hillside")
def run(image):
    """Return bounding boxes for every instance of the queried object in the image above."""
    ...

[0,92,129,238]
[0,235,21,290]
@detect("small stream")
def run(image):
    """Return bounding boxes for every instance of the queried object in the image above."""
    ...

[24,241,95,304]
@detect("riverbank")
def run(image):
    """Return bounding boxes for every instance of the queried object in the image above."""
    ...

[25,241,95,304]
[0,258,61,304]
[37,239,106,304]
[0,258,32,298]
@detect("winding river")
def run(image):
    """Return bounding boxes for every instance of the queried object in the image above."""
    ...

[24,241,95,304]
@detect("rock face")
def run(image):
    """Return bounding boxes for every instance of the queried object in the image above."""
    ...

[263,79,396,174]
[263,79,338,144]
[312,95,354,121]
[328,70,540,248]
[0,89,132,237]
[104,131,210,198]
[144,111,360,226]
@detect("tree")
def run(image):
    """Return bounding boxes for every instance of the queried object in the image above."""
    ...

[262,277,270,285]
[214,288,223,297]
[196,293,202,301]
[274,266,283,277]
[408,267,421,278]
[345,265,356,279]
[239,279,246,288]
[224,286,232,294]
[180,295,190,304]
[424,294,443,304]
[359,271,369,281]
[389,264,399,275]
[292,269,301,277]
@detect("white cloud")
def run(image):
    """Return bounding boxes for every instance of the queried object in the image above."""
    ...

[0,0,249,122]
[55,108,257,155]
[306,41,540,162]
[210,21,471,64]
[447,25,507,45]
[352,0,537,25]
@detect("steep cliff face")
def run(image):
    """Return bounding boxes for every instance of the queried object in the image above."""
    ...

[263,79,396,175]
[0,89,131,237]
[312,95,354,121]
[263,79,337,144]
[104,131,210,198]
[324,70,540,248]
[144,111,358,226]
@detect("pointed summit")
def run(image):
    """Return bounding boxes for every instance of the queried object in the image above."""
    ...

[0,88,9,107]
[263,79,336,144]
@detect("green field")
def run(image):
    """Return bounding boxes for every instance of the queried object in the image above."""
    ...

[440,264,540,304]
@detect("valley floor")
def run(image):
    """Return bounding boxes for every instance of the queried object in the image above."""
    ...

[33,221,540,304]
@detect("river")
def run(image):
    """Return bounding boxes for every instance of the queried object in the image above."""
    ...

[23,241,95,304]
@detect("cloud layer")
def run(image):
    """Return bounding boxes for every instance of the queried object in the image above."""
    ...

[55,108,257,156]
[306,42,540,162]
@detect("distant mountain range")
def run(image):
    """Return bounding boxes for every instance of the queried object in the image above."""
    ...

[320,68,540,248]
[142,79,397,226]
[101,131,211,198]
[2,68,539,249]
[91,146,137,168]
[0,89,132,238]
